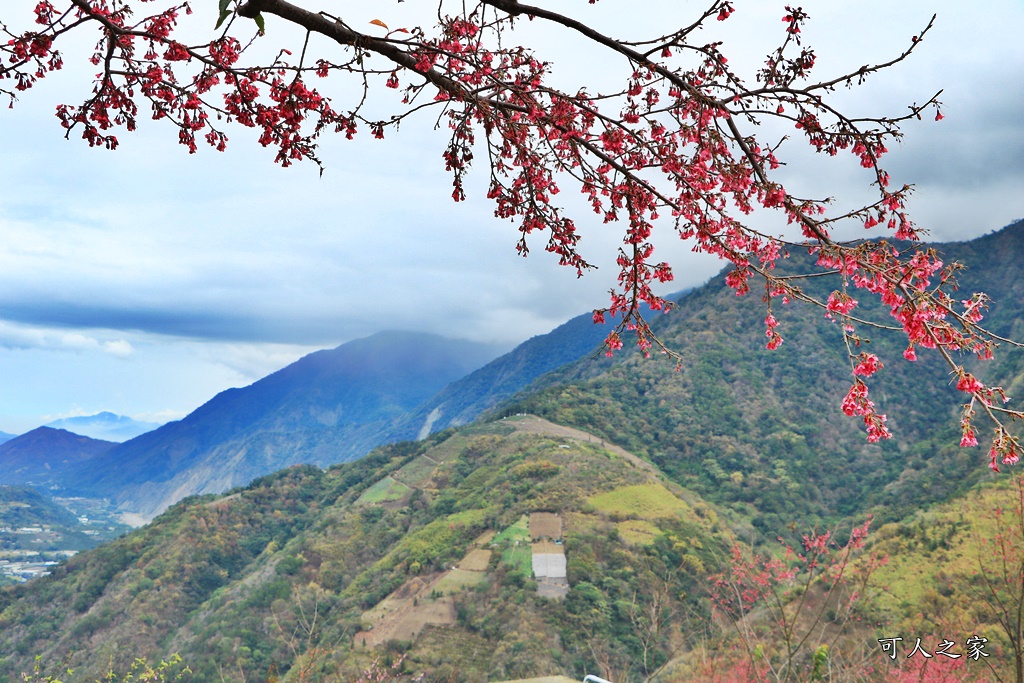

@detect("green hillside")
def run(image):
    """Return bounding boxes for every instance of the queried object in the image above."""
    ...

[0,487,79,530]
[0,417,733,682]
[501,224,1024,539]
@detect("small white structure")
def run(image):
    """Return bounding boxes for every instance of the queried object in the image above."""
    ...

[532,553,567,579]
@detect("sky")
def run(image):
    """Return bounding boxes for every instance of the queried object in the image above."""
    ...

[0,0,1022,434]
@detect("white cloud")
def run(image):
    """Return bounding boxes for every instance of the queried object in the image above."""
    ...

[131,409,186,424]
[103,340,135,358]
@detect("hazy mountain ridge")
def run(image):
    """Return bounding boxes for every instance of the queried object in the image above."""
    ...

[0,427,115,489]
[60,331,505,521]
[45,412,160,442]
[0,432,14,445]
[384,309,619,443]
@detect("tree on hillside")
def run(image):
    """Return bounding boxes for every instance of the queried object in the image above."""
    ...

[2,0,1021,461]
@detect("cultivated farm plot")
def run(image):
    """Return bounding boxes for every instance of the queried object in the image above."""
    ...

[503,542,533,577]
[458,548,492,572]
[616,519,661,546]
[394,455,437,488]
[435,567,486,594]
[356,543,497,648]
[493,515,529,545]
[494,516,532,575]
[529,512,562,540]
[473,530,496,546]
[531,541,563,555]
[355,594,456,648]
[356,476,412,505]
[588,483,689,520]
[360,575,434,623]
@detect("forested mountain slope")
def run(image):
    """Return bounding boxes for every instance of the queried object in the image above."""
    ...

[0,416,731,683]
[385,309,618,442]
[502,220,1024,532]
[0,427,114,489]
[2,224,1024,682]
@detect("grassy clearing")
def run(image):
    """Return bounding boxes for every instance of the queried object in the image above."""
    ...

[458,548,492,571]
[395,456,437,488]
[588,483,690,520]
[503,543,533,577]
[493,515,529,545]
[357,476,412,504]
[616,519,661,546]
[435,568,487,594]
[869,481,1022,617]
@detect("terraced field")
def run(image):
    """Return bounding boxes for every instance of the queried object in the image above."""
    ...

[494,515,532,576]
[393,455,438,488]
[615,519,661,545]
[588,483,690,520]
[356,476,412,504]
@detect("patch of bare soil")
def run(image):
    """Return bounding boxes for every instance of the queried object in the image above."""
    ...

[458,548,492,571]
[531,541,564,555]
[355,542,496,648]
[473,530,496,546]
[354,593,455,648]
[529,512,562,540]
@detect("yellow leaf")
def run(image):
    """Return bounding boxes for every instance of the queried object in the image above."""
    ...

[369,18,389,30]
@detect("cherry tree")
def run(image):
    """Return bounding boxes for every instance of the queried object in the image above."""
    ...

[2,0,1021,463]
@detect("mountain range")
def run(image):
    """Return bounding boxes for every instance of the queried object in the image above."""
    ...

[44,412,161,442]
[5,224,1024,528]
[0,321,619,523]
[40,331,507,521]
[1,220,1024,681]
[0,427,114,489]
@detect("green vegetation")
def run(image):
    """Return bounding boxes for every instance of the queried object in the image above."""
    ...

[394,455,438,488]
[614,519,660,546]
[494,516,532,576]
[587,483,691,520]
[501,239,1024,543]
[7,226,1024,682]
[0,422,732,683]
[357,476,412,504]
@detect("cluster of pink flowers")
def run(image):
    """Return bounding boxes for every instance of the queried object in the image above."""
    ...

[842,380,892,443]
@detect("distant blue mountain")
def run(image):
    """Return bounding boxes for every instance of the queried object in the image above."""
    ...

[0,427,114,488]
[46,412,160,442]
[0,431,14,445]
[62,331,505,521]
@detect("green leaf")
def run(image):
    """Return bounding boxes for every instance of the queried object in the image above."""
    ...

[214,0,231,29]
[254,12,265,34]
